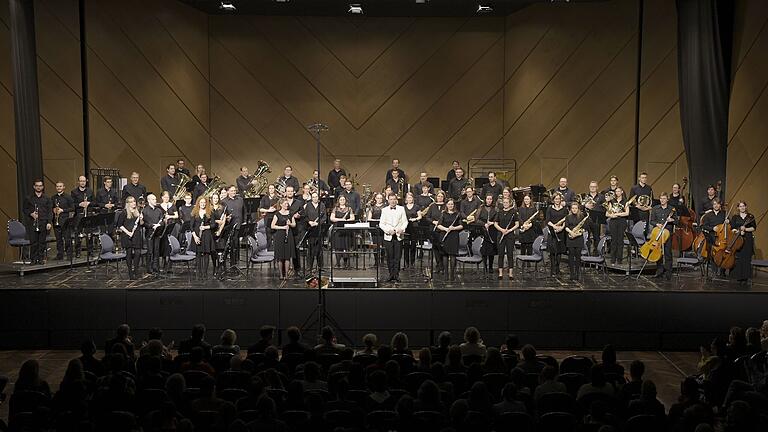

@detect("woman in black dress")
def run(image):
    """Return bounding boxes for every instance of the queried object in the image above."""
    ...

[494,196,519,280]
[367,193,386,251]
[517,195,539,258]
[191,196,217,279]
[427,190,447,273]
[159,191,179,267]
[565,202,590,281]
[606,186,630,265]
[730,201,756,285]
[478,194,498,275]
[546,193,568,276]
[178,192,194,251]
[210,192,228,258]
[330,195,355,268]
[116,196,143,280]
[437,199,464,281]
[403,192,421,269]
[272,198,297,280]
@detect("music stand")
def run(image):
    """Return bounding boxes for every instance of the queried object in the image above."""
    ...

[624,231,639,278]
[61,216,78,271]
[79,214,105,271]
[239,221,256,271]
[244,197,260,224]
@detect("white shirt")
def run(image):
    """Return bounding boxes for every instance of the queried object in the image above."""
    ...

[379,205,408,241]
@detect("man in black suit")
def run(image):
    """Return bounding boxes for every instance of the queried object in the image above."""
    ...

[51,181,75,260]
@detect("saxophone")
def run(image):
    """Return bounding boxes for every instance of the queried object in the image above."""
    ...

[519,210,540,232]
[568,215,591,239]
[463,208,478,224]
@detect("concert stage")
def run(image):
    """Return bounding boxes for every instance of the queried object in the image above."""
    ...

[1,264,766,352]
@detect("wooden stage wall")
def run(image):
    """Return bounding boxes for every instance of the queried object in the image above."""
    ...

[0,0,766,262]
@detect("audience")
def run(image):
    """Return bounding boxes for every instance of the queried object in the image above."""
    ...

[4,321,768,432]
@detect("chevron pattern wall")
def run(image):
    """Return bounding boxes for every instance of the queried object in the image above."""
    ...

[0,0,766,262]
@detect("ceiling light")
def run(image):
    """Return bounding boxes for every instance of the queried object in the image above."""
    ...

[219,1,236,11]
[348,4,363,14]
[415,0,428,4]
[477,5,493,14]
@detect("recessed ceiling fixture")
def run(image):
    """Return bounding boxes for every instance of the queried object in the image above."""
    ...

[477,5,493,14]
[219,1,236,11]
[349,4,363,14]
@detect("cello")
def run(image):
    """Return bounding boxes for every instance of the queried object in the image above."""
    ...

[639,207,676,262]
[692,180,722,258]
[712,214,754,270]
[671,177,696,252]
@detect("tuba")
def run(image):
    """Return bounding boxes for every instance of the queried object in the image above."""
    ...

[245,160,271,198]
[172,173,192,202]
[203,173,226,200]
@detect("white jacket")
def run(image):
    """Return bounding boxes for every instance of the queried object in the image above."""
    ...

[379,205,408,241]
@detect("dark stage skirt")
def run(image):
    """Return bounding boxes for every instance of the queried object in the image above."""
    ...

[731,236,754,281]
[442,230,460,255]
[274,229,296,260]
[120,231,143,250]
[196,230,216,254]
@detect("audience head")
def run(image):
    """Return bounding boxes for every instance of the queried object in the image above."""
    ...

[601,344,617,365]
[418,347,431,367]
[200,375,216,398]
[377,345,392,363]
[504,334,519,351]
[148,327,163,341]
[629,360,645,381]
[256,394,278,419]
[221,329,237,346]
[363,333,377,350]
[145,339,164,357]
[190,346,205,364]
[368,370,388,393]
[259,325,275,341]
[391,332,409,352]
[746,327,761,348]
[417,379,440,404]
[321,326,335,343]
[521,344,537,361]
[165,373,186,397]
[62,358,84,384]
[191,324,206,341]
[464,326,481,344]
[590,363,607,387]
[501,382,518,401]
[116,324,130,339]
[438,331,451,348]
[640,379,657,400]
[265,346,279,362]
[729,326,746,350]
[541,365,558,382]
[447,345,463,367]
[80,339,97,357]
[304,361,321,382]
[286,326,301,343]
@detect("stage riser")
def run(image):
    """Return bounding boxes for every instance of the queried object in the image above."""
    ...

[1,290,763,351]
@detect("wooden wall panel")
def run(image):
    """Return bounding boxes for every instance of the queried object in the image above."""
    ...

[1,0,766,262]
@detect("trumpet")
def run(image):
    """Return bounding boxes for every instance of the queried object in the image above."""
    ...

[33,204,40,232]
[53,198,61,227]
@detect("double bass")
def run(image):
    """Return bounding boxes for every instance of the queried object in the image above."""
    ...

[639,207,676,262]
[712,213,753,270]
[671,177,696,252]
[692,180,722,258]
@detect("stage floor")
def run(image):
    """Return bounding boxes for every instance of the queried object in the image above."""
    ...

[1,259,767,292]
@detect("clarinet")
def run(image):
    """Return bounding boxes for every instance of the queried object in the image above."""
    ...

[284,213,289,244]
[441,213,460,243]
[34,204,40,232]
[128,212,143,238]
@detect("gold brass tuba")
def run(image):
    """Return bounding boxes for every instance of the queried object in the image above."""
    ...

[172,173,192,202]
[245,160,271,198]
[203,173,226,200]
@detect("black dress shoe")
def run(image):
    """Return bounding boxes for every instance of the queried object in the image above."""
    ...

[654,272,664,278]
[394,278,401,283]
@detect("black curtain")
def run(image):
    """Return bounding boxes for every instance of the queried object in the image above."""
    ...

[676,0,734,215]
[9,0,43,219]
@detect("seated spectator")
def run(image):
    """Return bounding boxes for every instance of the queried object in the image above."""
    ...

[761,320,768,352]
[726,326,748,360]
[314,326,345,354]
[448,398,469,431]
[416,347,432,372]
[302,361,328,391]
[724,400,754,432]
[14,359,51,397]
[258,346,288,375]
[668,376,709,429]
[431,331,452,364]
[745,327,762,355]
[627,380,665,421]
[235,376,266,412]
[138,327,172,358]
[165,373,188,415]
[460,326,487,359]
[484,347,507,374]
[467,381,493,417]
[385,360,405,390]
[180,346,215,376]
[248,325,276,355]
[327,378,363,417]
[391,332,414,357]
[93,354,136,413]
[53,359,88,418]
[178,324,212,359]
[534,365,566,401]
[396,394,416,430]
[430,362,455,400]
[189,375,236,427]
[600,344,625,378]
[285,380,305,411]
[108,343,137,376]
[212,329,240,356]
[328,347,355,375]
[247,395,287,432]
[414,379,445,413]
[493,382,527,416]
[577,364,615,400]
[357,333,378,356]
[366,370,395,411]
[281,326,311,356]
[515,344,545,375]
[445,345,466,374]
[136,342,166,390]
[105,323,135,359]
[620,360,645,403]
[501,334,520,361]
[78,339,104,377]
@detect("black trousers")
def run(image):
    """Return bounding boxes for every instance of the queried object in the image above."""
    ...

[125,247,141,275]
[53,225,72,258]
[290,227,301,271]
[656,228,673,275]
[146,235,162,272]
[28,226,47,263]
[497,235,515,268]
[431,230,444,270]
[568,246,581,279]
[588,220,601,255]
[307,235,323,272]
[403,236,417,266]
[228,227,240,267]
[608,218,625,263]
[384,238,402,279]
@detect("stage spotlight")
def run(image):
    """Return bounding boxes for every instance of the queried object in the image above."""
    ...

[477,5,493,14]
[349,4,363,14]
[415,0,428,4]
[219,1,236,11]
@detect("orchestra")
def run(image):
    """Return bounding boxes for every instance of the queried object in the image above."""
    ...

[18,158,756,286]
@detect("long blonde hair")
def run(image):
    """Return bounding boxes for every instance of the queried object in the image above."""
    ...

[124,196,140,219]
[193,196,212,219]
